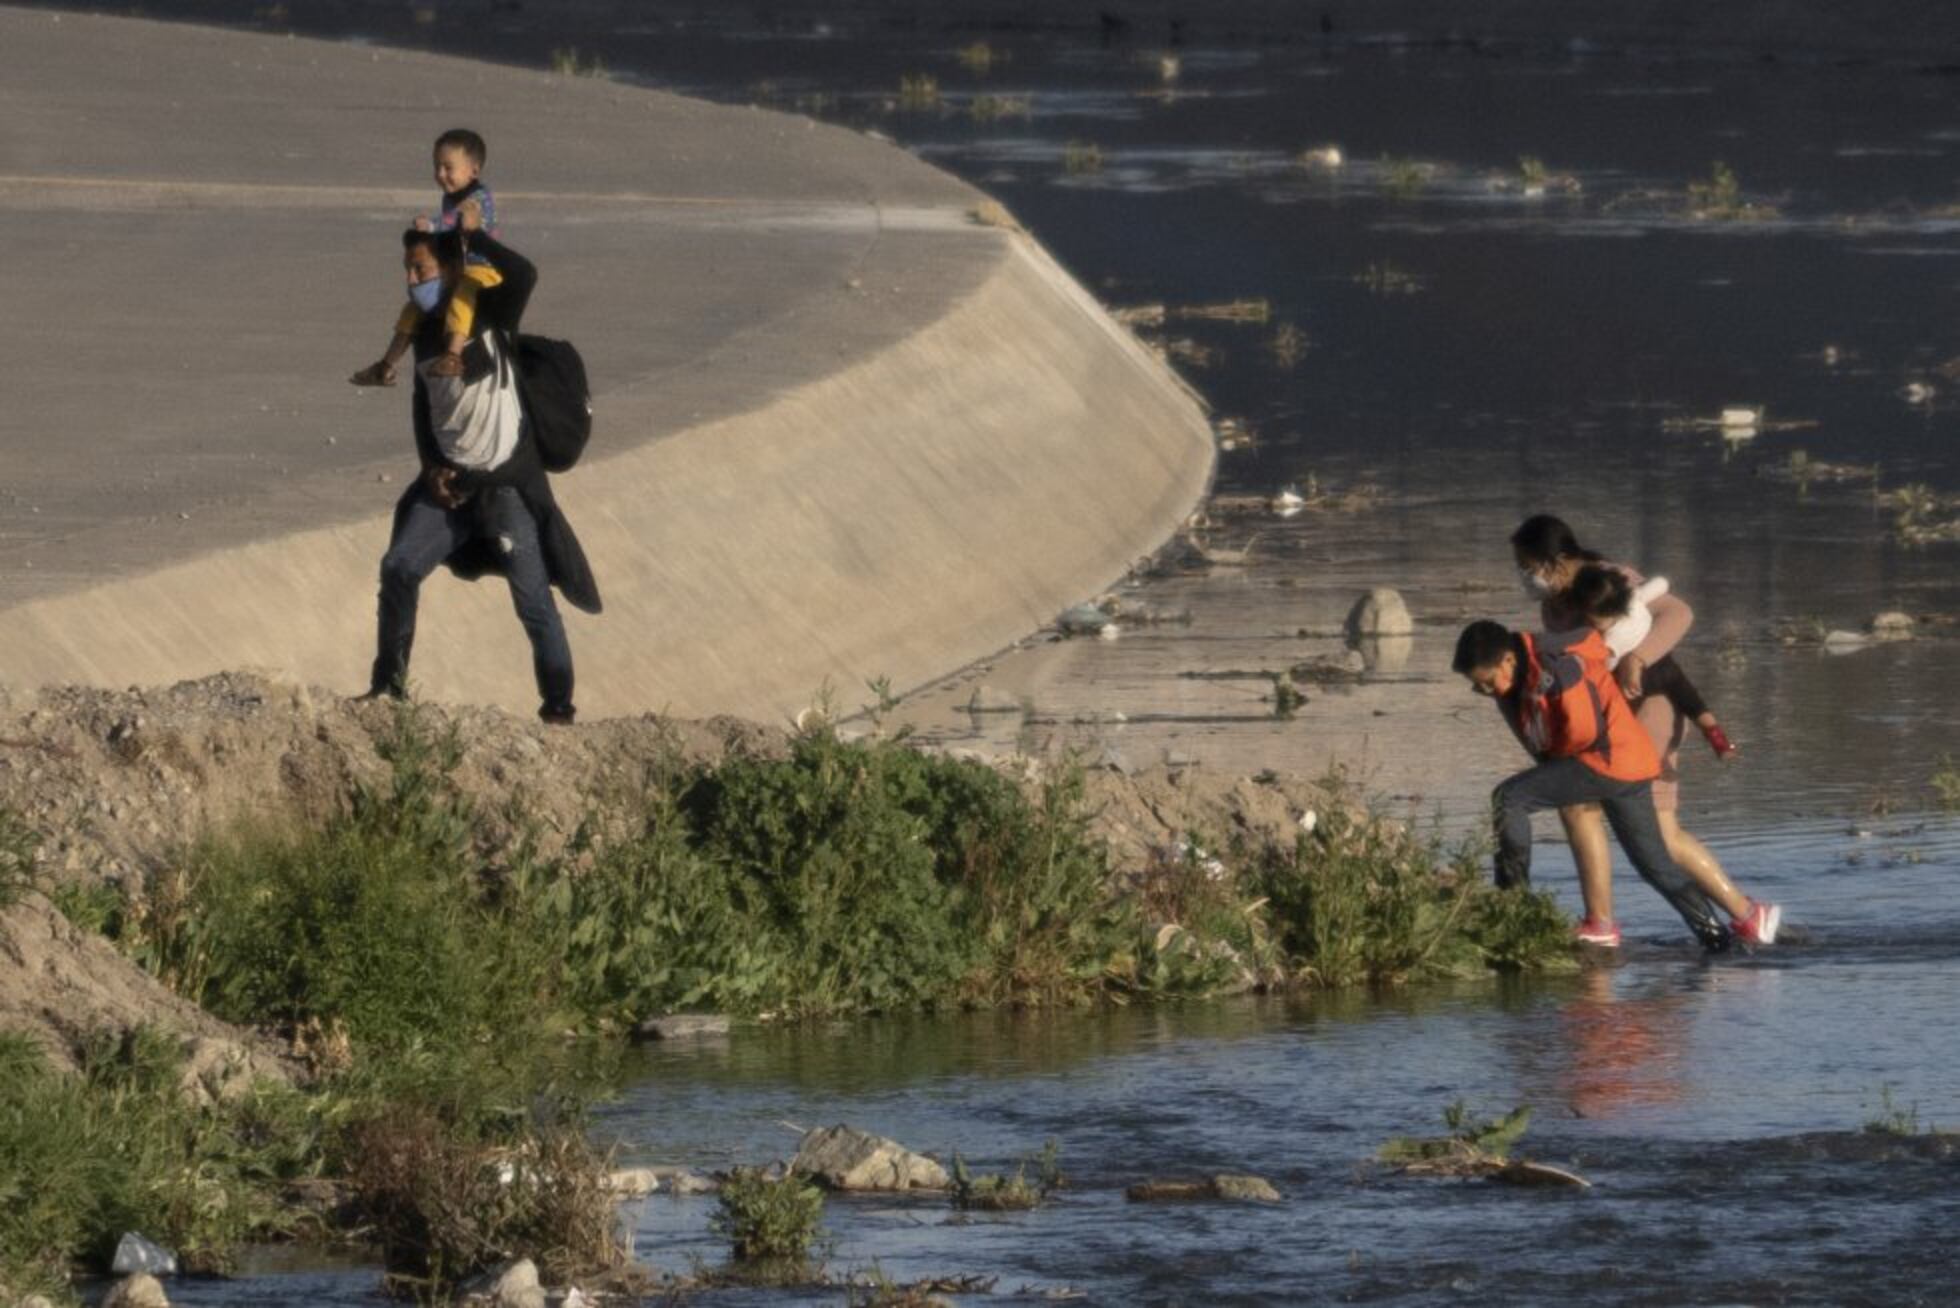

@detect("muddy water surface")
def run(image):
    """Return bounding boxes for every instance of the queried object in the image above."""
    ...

[70,4,1960,1302]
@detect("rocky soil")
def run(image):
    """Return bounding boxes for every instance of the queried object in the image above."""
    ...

[0,673,1331,1069]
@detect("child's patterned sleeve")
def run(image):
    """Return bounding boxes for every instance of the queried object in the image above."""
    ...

[474,185,498,236]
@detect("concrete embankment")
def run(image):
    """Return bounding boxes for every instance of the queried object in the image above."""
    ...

[0,7,1213,721]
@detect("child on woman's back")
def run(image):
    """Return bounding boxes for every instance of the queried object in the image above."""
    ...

[350,128,502,387]
[1568,565,1738,760]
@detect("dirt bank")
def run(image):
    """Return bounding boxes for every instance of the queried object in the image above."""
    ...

[0,673,1333,1062]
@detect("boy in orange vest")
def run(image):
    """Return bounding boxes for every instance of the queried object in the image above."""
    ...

[1453,620,1731,949]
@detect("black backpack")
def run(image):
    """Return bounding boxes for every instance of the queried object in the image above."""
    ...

[508,332,592,473]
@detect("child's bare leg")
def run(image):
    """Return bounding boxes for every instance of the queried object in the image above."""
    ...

[1559,803,1613,923]
[1656,812,1752,919]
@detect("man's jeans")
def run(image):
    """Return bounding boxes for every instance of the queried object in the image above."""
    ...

[1492,757,1728,946]
[369,485,574,714]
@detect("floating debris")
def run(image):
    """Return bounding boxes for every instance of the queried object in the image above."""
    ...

[1175,298,1272,324]
[1354,261,1425,295]
[1163,337,1221,369]
[1297,144,1344,171]
[1900,380,1937,407]
[1112,303,1167,329]
[1058,601,1120,639]
[1663,410,1818,437]
[1214,417,1256,452]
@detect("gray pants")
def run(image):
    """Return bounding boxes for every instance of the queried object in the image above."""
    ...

[1492,758,1729,947]
[369,484,574,715]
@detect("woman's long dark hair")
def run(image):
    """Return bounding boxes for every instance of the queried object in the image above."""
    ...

[1510,514,1604,567]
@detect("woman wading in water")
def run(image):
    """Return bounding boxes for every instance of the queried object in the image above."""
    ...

[1511,514,1782,948]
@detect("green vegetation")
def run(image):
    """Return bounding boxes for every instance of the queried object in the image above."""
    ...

[898,74,941,111]
[1270,674,1304,720]
[1933,756,1960,811]
[1379,1101,1533,1173]
[1063,140,1104,175]
[1253,794,1572,986]
[6,709,1575,1297]
[1269,322,1310,368]
[0,807,36,907]
[1355,261,1425,295]
[968,93,1033,123]
[950,1140,1063,1211]
[955,41,1002,74]
[548,47,609,79]
[711,1168,826,1265]
[1379,155,1432,199]
[0,1029,308,1298]
[1518,155,1548,189]
[1686,161,1775,220]
[1863,1085,1925,1136]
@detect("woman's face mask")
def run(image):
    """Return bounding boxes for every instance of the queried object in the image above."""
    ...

[1519,567,1554,597]
[408,276,444,314]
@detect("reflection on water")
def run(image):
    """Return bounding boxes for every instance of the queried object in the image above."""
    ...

[55,2,1960,1301]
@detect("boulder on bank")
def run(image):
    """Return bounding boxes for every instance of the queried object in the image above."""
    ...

[791,1124,949,1191]
[101,1275,170,1308]
[1344,588,1413,640]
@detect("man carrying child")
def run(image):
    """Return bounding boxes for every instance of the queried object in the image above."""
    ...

[1453,618,1733,949]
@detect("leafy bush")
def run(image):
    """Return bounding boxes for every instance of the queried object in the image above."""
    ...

[950,1140,1063,1211]
[0,1029,296,1290]
[535,729,1137,1021]
[1254,783,1570,986]
[711,1168,825,1264]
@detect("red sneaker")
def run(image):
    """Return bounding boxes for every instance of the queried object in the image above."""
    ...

[1574,918,1622,948]
[1702,723,1739,761]
[1731,900,1782,946]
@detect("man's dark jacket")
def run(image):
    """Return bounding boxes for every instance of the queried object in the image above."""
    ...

[391,230,601,614]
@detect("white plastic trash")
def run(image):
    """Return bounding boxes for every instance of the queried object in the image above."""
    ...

[112,1232,178,1277]
[1720,406,1763,430]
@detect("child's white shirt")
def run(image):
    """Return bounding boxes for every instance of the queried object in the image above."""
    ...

[1601,576,1669,666]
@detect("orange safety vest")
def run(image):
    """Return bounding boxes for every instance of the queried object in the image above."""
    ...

[1501,630,1659,783]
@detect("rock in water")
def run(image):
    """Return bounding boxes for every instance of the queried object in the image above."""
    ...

[490,1259,545,1308]
[1869,611,1915,641]
[633,1013,730,1041]
[1345,588,1413,640]
[1210,1173,1283,1202]
[791,1124,949,1190]
[102,1276,170,1308]
[1126,1174,1282,1202]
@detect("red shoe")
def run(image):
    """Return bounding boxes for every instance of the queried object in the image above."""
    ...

[1731,900,1782,946]
[1702,723,1739,761]
[1574,918,1622,948]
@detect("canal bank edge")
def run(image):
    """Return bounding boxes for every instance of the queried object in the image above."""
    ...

[0,7,1215,723]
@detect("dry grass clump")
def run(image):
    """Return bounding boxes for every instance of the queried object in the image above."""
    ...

[349,1105,624,1297]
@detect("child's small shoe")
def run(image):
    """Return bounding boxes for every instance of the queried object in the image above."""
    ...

[1702,722,1739,761]
[1573,918,1622,948]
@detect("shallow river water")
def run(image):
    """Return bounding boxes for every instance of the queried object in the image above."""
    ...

[59,3,1960,1302]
